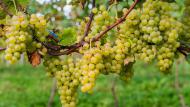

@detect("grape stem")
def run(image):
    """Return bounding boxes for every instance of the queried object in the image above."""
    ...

[48,0,140,56]
[80,0,96,42]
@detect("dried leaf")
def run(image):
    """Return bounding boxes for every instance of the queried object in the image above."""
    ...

[28,51,41,67]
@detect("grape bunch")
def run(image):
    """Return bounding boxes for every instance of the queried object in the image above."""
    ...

[55,57,81,107]
[78,36,131,92]
[140,0,162,44]
[118,0,183,72]
[4,12,30,64]
[4,12,49,63]
[156,2,182,72]
[79,47,103,92]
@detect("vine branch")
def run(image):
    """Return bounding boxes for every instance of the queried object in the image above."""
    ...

[80,0,96,42]
[48,0,140,56]
[0,47,6,51]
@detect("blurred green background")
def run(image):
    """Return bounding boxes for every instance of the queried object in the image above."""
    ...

[0,60,190,107]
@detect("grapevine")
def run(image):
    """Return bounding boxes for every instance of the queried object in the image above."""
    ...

[0,0,190,107]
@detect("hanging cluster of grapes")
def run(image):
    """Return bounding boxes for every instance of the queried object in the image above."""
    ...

[119,0,183,72]
[55,57,81,107]
[4,12,48,63]
[4,12,30,64]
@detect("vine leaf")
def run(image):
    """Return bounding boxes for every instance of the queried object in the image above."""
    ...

[17,0,30,7]
[175,0,185,6]
[0,0,29,18]
[59,28,77,46]
[28,51,41,67]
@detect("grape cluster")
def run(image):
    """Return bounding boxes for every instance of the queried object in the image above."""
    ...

[4,12,49,63]
[4,12,30,64]
[78,37,131,92]
[55,57,81,107]
[79,47,103,92]
[156,2,182,72]
[140,0,162,44]
[119,0,183,72]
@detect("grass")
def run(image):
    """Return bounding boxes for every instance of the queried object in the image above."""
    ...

[0,61,190,107]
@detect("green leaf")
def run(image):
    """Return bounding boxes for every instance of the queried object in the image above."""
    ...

[17,0,30,6]
[128,0,134,6]
[0,18,7,24]
[27,6,36,14]
[59,28,77,46]
[0,11,6,19]
[175,0,185,6]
